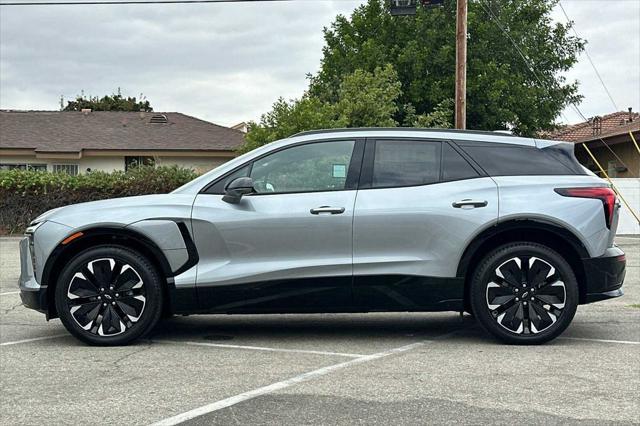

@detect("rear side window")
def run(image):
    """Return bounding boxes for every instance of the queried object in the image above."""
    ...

[442,143,480,181]
[372,140,441,188]
[458,144,586,176]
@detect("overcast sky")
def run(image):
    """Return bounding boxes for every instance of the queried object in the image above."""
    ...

[1,0,638,127]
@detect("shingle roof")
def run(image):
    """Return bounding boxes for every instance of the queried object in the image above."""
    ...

[0,110,244,153]
[546,111,640,143]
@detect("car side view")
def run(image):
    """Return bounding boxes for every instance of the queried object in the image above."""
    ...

[19,128,626,345]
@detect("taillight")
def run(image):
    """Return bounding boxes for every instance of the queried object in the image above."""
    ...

[555,187,617,228]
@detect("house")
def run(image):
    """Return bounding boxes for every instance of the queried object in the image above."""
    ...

[547,108,639,178]
[0,110,245,174]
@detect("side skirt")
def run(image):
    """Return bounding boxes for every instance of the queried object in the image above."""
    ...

[170,275,465,315]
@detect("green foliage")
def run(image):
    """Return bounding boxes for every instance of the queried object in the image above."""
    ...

[242,65,404,151]
[63,88,152,112]
[310,0,584,136]
[335,64,402,127]
[0,166,197,234]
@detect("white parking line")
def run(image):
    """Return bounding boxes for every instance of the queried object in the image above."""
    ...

[560,337,640,345]
[0,334,67,346]
[150,329,463,426]
[157,339,367,358]
[0,291,20,296]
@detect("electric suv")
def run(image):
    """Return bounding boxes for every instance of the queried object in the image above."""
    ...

[19,129,626,345]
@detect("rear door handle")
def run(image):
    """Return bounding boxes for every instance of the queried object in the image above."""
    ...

[452,199,488,209]
[310,206,345,215]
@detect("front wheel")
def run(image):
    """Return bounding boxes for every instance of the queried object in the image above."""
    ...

[55,245,163,346]
[470,242,578,344]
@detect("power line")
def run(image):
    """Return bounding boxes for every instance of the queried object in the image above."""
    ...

[559,1,619,111]
[477,1,572,123]
[0,0,310,6]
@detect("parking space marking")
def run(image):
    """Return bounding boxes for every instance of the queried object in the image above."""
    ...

[560,336,640,345]
[151,328,464,426]
[0,291,20,296]
[0,334,67,347]
[157,339,367,358]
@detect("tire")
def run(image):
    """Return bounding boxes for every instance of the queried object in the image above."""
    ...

[469,242,578,345]
[55,245,163,346]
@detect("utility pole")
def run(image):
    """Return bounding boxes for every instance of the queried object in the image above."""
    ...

[455,0,467,129]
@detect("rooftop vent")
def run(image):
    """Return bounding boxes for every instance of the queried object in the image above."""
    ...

[149,114,168,124]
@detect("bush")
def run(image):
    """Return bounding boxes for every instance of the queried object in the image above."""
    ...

[0,166,199,235]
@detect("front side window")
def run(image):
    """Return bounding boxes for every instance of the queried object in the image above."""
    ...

[372,140,441,188]
[250,140,355,194]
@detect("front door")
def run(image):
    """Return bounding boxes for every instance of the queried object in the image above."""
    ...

[192,139,364,312]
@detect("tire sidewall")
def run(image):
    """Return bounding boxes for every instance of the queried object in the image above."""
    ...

[470,243,578,345]
[55,246,163,346]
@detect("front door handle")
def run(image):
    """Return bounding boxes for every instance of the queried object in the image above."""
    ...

[310,206,345,215]
[452,199,488,209]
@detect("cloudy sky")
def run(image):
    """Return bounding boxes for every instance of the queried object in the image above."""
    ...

[1,0,638,127]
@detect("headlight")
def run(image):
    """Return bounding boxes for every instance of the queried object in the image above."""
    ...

[25,222,44,274]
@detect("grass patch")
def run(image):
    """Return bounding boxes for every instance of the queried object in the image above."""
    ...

[629,304,640,309]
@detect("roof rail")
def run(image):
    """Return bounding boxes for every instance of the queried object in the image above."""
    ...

[291,127,516,138]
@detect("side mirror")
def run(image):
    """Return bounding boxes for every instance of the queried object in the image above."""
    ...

[222,177,255,204]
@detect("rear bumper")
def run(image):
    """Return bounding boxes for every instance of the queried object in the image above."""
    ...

[581,246,626,304]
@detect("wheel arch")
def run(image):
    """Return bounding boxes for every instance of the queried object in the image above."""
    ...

[458,219,590,310]
[42,226,174,319]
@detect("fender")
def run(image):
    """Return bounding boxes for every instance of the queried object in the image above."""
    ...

[456,218,590,278]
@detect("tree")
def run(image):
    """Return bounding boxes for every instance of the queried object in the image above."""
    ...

[309,0,584,136]
[243,65,404,151]
[63,88,152,112]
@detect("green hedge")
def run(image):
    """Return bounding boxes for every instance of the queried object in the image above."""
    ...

[0,166,199,235]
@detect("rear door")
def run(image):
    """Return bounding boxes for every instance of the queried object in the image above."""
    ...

[352,138,499,311]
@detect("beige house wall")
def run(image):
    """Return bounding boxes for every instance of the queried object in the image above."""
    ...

[155,156,227,173]
[0,153,233,174]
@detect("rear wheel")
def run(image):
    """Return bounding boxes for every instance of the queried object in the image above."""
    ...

[470,242,578,344]
[55,245,163,346]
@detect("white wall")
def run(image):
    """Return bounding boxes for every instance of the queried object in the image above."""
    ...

[156,156,227,174]
[0,155,228,174]
[0,155,125,172]
[612,178,640,235]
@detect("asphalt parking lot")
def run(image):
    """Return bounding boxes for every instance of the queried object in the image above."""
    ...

[1,237,639,425]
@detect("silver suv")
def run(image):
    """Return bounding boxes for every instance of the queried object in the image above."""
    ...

[18,129,626,345]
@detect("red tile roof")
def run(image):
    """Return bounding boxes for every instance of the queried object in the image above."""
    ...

[0,110,244,153]
[546,111,640,143]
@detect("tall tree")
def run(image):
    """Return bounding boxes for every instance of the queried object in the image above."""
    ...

[243,65,406,150]
[309,0,584,136]
[63,88,152,112]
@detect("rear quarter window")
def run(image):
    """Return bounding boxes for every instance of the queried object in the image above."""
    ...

[458,143,586,176]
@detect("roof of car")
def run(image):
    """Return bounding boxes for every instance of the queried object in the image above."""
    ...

[289,127,541,147]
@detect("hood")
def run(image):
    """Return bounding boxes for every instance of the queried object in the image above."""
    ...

[34,194,196,229]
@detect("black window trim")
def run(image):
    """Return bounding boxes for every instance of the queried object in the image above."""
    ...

[200,137,366,196]
[359,137,487,191]
[452,139,586,177]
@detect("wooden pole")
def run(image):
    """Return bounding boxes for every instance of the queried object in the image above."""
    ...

[455,0,468,129]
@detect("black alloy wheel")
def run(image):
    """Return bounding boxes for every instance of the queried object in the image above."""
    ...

[470,242,578,344]
[56,246,163,345]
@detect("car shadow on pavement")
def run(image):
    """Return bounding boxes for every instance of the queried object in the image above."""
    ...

[147,313,480,343]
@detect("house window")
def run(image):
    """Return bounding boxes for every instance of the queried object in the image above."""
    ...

[125,156,155,171]
[53,164,79,175]
[0,163,47,171]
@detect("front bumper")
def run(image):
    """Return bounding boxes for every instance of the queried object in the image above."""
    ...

[18,236,49,315]
[581,246,626,304]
